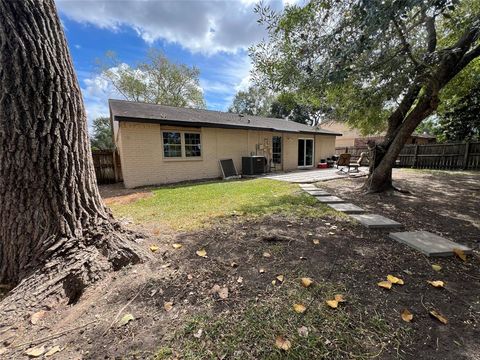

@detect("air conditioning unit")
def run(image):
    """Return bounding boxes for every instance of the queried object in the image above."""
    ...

[242,156,266,175]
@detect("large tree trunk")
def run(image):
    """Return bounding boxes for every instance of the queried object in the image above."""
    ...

[364,24,480,193]
[0,0,147,311]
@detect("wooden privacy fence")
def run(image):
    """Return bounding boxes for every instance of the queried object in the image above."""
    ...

[398,142,480,170]
[91,150,120,184]
[337,142,480,170]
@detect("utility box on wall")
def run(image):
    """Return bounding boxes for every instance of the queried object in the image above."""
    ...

[242,156,266,175]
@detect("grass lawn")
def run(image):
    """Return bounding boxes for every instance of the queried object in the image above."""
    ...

[109,179,339,230]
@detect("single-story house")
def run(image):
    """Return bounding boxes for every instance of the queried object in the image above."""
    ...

[109,99,342,188]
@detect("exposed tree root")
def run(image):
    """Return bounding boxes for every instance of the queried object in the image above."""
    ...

[0,221,151,323]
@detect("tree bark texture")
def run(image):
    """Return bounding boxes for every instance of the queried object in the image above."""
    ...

[0,0,146,309]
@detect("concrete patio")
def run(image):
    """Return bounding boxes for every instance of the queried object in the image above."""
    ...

[265,167,368,183]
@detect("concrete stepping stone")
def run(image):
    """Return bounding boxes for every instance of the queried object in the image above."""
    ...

[305,189,331,196]
[327,203,365,214]
[299,184,317,190]
[389,231,472,257]
[315,196,345,203]
[349,214,402,228]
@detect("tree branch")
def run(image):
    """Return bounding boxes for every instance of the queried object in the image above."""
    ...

[392,18,421,68]
[425,16,437,53]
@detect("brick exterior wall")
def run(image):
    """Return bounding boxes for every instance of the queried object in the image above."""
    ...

[116,121,337,188]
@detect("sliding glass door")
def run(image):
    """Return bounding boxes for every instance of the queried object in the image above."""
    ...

[298,139,314,167]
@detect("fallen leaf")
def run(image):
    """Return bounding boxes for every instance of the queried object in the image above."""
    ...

[427,280,445,288]
[387,275,404,285]
[293,303,306,313]
[150,245,159,252]
[30,310,47,325]
[430,310,448,324]
[378,280,392,289]
[403,269,413,275]
[218,287,229,299]
[328,232,335,235]
[259,268,266,273]
[431,264,442,271]
[334,294,345,302]
[230,262,238,268]
[118,313,134,327]
[301,277,313,288]
[196,249,207,258]
[25,346,45,358]
[263,252,272,258]
[187,274,193,280]
[237,277,243,284]
[172,243,183,249]
[326,299,338,309]
[307,232,314,236]
[164,302,174,312]
[312,239,320,245]
[275,336,292,351]
[299,256,307,260]
[276,275,285,283]
[45,346,62,357]
[453,248,467,262]
[193,329,203,338]
[297,326,309,337]
[161,262,171,268]
[271,280,277,285]
[401,309,413,322]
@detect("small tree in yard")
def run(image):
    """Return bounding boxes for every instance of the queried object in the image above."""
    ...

[251,0,480,192]
[91,117,114,151]
[0,0,146,312]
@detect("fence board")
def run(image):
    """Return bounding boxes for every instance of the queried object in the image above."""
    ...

[92,150,117,184]
[340,142,480,170]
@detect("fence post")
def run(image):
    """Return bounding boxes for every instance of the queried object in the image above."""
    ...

[412,145,419,168]
[463,142,470,170]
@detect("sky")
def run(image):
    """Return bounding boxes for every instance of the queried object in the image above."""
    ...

[56,0,299,125]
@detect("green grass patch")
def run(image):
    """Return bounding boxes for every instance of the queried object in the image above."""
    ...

[110,179,340,230]
[158,280,408,359]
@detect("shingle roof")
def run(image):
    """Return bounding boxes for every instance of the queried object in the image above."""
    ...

[109,99,342,136]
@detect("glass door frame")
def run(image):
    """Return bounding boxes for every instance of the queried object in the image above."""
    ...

[297,138,314,168]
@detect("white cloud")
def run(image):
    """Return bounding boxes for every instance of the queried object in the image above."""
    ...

[57,0,291,54]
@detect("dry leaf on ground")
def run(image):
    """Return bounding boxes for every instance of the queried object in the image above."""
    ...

[326,299,338,309]
[301,277,313,288]
[313,239,320,245]
[218,287,229,299]
[259,268,266,274]
[387,275,404,285]
[263,252,272,258]
[427,280,445,288]
[378,280,392,289]
[430,310,448,324]
[276,275,285,283]
[45,346,62,357]
[118,313,134,327]
[149,245,159,252]
[30,310,47,325]
[293,303,306,313]
[334,294,345,302]
[25,346,45,358]
[172,243,183,249]
[297,326,309,337]
[431,264,442,271]
[275,336,292,351]
[196,249,207,257]
[453,248,467,262]
[164,302,174,312]
[401,309,413,322]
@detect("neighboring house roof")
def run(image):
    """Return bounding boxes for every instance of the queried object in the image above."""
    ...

[109,99,342,136]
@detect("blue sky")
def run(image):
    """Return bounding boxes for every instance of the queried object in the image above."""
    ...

[56,0,297,125]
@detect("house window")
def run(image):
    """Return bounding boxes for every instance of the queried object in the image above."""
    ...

[163,132,182,158]
[185,133,201,157]
[272,136,282,164]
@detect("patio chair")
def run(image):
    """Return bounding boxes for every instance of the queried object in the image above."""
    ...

[336,153,359,174]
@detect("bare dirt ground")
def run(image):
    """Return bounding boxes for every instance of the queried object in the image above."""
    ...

[1,170,479,359]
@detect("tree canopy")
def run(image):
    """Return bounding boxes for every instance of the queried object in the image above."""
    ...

[228,85,277,117]
[250,0,480,133]
[99,49,206,108]
[90,117,114,150]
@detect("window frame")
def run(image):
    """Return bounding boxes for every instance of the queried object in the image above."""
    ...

[162,131,182,158]
[184,132,202,158]
[161,130,202,161]
[272,135,282,164]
